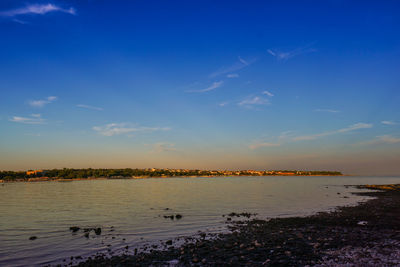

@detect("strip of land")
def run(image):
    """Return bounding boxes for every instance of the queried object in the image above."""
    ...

[0,168,342,182]
[72,184,400,266]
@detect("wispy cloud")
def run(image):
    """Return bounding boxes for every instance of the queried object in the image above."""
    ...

[0,4,76,17]
[375,135,400,144]
[249,131,294,150]
[12,18,29,24]
[29,96,57,108]
[226,73,239,78]
[314,109,340,113]
[238,96,269,107]
[9,114,46,124]
[150,143,177,153]
[358,135,400,146]
[219,102,229,107]
[93,123,170,137]
[250,123,373,150]
[238,56,249,65]
[262,90,274,97]
[77,104,103,111]
[381,120,397,125]
[210,56,256,78]
[268,44,316,61]
[293,123,373,141]
[186,81,223,93]
[249,142,280,150]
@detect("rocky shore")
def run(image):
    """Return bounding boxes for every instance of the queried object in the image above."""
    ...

[73,184,400,266]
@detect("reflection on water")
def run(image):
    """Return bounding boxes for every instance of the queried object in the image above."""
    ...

[1,176,400,266]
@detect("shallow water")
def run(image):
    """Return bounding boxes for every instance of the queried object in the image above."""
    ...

[1,176,400,266]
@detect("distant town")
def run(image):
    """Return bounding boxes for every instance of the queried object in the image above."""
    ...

[0,168,343,182]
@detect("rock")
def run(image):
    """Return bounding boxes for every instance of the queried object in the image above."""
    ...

[84,232,89,238]
[94,228,102,235]
[69,226,80,232]
[166,240,173,245]
[29,236,37,240]
[175,214,183,219]
[192,257,199,263]
[357,221,368,226]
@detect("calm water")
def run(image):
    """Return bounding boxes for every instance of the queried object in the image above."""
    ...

[1,176,400,266]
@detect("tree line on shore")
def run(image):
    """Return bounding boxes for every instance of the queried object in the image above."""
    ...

[0,168,342,180]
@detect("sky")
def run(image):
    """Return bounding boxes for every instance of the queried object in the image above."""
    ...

[0,1,399,175]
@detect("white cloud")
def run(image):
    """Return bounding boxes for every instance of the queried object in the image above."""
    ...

[238,96,269,107]
[151,143,177,153]
[0,4,76,17]
[29,96,57,108]
[210,56,256,78]
[262,90,274,97]
[77,104,103,111]
[381,120,397,125]
[219,102,229,107]
[377,135,400,144]
[227,74,239,78]
[293,123,373,141]
[268,44,316,61]
[9,114,45,124]
[314,109,340,113]
[93,123,170,137]
[358,135,400,146]
[186,81,223,93]
[249,142,281,150]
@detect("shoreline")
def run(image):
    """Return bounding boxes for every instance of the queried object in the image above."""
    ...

[0,174,345,183]
[69,184,400,266]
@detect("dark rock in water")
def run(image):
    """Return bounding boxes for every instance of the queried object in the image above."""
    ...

[175,214,183,219]
[29,236,37,240]
[163,215,175,220]
[69,226,80,232]
[166,240,173,245]
[165,208,170,210]
[94,228,101,235]
[84,232,89,238]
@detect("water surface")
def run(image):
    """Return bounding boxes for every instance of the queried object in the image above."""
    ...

[1,176,400,266]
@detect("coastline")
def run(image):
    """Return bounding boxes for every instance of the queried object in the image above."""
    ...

[70,184,400,266]
[0,174,344,183]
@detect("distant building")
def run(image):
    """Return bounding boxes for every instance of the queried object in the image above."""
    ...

[26,170,43,176]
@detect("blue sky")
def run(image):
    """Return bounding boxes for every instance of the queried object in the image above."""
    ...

[0,1,399,174]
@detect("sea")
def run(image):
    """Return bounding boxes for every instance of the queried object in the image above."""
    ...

[1,176,400,266]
